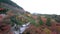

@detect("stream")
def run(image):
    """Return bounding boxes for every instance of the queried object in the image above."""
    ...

[13,22,30,34]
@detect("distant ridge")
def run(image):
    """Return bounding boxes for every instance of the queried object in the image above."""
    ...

[0,0,23,9]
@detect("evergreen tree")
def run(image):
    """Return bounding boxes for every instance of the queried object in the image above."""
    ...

[27,17,36,26]
[46,18,51,26]
[0,9,8,14]
[10,15,23,26]
[39,16,44,25]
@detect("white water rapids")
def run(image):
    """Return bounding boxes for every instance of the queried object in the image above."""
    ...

[13,22,30,34]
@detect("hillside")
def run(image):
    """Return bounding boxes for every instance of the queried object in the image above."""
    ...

[0,0,23,9]
[0,0,60,34]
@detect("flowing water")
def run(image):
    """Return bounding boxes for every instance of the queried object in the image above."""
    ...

[13,22,30,34]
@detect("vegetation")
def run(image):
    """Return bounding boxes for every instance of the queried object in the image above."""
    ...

[46,18,51,26]
[0,0,60,26]
[0,0,23,9]
[39,16,44,25]
[0,0,60,34]
[54,16,60,23]
[0,8,8,14]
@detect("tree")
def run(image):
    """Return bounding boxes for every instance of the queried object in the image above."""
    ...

[0,8,8,14]
[46,18,51,26]
[39,16,44,25]
[55,16,60,23]
[0,0,23,9]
